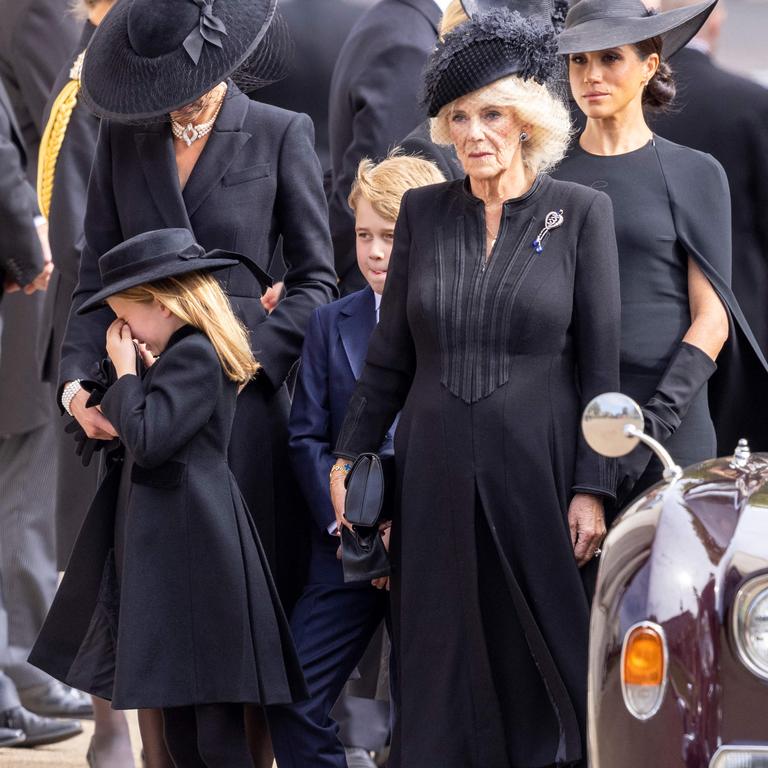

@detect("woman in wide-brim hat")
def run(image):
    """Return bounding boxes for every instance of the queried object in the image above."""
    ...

[31,228,306,768]
[555,0,768,515]
[330,6,622,766]
[56,0,337,765]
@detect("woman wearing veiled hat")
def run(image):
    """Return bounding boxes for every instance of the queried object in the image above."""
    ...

[54,0,336,763]
[555,0,768,509]
[330,7,621,767]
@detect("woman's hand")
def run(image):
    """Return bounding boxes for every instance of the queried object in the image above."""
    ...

[106,319,138,378]
[568,493,606,567]
[330,467,353,535]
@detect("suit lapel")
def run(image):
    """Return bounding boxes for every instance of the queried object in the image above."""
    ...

[182,86,252,219]
[338,287,377,380]
[134,128,193,231]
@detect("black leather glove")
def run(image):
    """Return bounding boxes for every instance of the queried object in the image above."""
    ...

[617,342,717,502]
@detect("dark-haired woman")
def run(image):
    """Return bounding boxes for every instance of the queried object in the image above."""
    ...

[554,0,742,506]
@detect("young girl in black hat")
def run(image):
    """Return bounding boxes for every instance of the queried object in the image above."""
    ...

[30,228,306,768]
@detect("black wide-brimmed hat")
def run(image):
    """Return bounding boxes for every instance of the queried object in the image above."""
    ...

[77,229,272,315]
[558,0,718,57]
[423,6,560,117]
[80,0,278,120]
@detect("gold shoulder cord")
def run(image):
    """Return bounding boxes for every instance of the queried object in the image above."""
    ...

[37,51,85,220]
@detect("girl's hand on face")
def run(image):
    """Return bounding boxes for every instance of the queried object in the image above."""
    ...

[136,341,156,369]
[106,319,138,378]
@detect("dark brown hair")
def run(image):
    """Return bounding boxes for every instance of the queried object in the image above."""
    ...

[633,36,675,112]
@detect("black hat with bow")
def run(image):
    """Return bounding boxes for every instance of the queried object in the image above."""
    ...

[423,4,561,118]
[77,228,272,315]
[80,0,281,120]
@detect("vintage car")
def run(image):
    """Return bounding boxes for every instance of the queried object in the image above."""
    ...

[582,393,768,768]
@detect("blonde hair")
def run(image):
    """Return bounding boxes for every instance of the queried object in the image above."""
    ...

[429,75,572,175]
[440,0,469,38]
[348,151,446,221]
[114,271,259,384]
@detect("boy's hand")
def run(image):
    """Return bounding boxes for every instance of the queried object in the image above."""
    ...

[106,319,138,377]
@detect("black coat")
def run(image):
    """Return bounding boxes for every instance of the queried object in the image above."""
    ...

[0,0,76,435]
[256,0,373,172]
[653,47,768,355]
[399,120,463,181]
[335,175,621,767]
[0,0,79,183]
[0,79,41,297]
[328,0,440,292]
[59,85,338,607]
[30,327,307,709]
[37,22,98,386]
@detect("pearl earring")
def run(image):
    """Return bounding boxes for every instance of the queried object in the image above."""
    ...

[519,131,529,142]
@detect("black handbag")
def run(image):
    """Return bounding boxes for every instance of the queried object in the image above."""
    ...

[341,452,394,583]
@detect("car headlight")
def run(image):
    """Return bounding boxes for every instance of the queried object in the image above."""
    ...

[620,621,668,720]
[710,746,768,767]
[732,575,768,681]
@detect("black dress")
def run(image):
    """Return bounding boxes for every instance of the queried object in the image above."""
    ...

[555,138,716,495]
[335,174,621,767]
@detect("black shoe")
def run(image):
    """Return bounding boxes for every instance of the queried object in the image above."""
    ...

[0,705,82,747]
[18,680,94,718]
[0,726,26,748]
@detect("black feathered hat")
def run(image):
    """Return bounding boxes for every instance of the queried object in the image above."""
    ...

[80,0,279,120]
[77,229,272,315]
[423,7,560,118]
[557,0,718,57]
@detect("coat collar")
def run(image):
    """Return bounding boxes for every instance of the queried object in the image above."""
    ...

[133,82,252,227]
[338,286,377,380]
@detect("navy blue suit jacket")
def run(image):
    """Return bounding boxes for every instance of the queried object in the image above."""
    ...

[289,286,394,582]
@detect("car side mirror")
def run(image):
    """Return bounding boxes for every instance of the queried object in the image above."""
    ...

[582,393,683,481]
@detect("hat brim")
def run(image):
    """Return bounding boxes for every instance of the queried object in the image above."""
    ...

[76,256,240,315]
[557,0,717,58]
[80,0,276,120]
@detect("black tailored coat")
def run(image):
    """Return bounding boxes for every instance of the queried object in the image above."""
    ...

[36,22,101,567]
[0,0,75,436]
[0,79,41,299]
[328,0,440,292]
[29,327,307,709]
[0,0,79,183]
[335,174,621,767]
[38,22,98,386]
[653,47,768,355]
[257,0,373,172]
[58,85,338,607]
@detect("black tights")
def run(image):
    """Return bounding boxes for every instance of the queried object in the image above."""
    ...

[162,703,252,768]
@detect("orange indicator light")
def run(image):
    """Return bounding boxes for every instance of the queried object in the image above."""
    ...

[623,625,665,686]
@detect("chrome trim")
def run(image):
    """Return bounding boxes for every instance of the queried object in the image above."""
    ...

[731,575,768,682]
[710,745,768,767]
[624,424,683,481]
[619,620,669,721]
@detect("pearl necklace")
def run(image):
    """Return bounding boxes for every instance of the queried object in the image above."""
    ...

[170,86,226,147]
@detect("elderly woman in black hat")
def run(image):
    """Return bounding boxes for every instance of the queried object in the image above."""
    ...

[555,0,768,506]
[55,0,336,763]
[329,7,621,767]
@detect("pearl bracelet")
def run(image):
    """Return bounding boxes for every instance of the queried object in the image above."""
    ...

[61,379,82,416]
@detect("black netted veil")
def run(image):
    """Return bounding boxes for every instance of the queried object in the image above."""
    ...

[423,9,562,118]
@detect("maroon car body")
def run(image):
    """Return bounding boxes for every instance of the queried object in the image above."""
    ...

[589,448,768,767]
